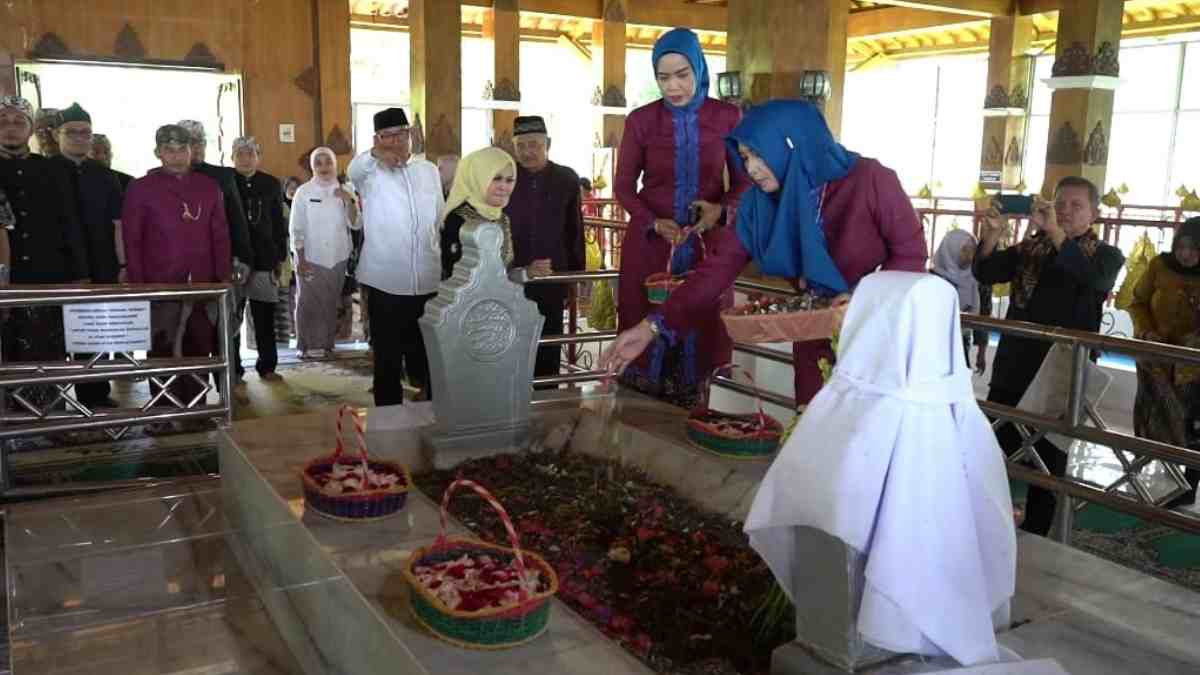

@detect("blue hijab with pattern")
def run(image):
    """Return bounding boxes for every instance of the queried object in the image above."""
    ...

[727,100,856,294]
[652,28,709,274]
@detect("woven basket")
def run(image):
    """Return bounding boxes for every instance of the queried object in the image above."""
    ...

[300,405,411,522]
[721,301,847,344]
[644,227,704,305]
[686,364,783,460]
[645,272,685,304]
[404,479,559,650]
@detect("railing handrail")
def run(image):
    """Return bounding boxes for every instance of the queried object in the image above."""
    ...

[0,282,236,496]
[0,283,232,307]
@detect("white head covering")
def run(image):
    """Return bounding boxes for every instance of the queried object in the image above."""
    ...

[308,147,339,187]
[745,271,1015,666]
[932,229,981,313]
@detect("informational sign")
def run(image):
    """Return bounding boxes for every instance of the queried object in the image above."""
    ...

[980,170,1002,186]
[63,301,151,353]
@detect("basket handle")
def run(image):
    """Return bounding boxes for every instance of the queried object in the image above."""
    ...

[665,227,707,277]
[334,405,373,486]
[702,363,769,430]
[436,479,530,601]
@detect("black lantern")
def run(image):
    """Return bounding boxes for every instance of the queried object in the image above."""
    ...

[717,71,743,101]
[798,70,832,103]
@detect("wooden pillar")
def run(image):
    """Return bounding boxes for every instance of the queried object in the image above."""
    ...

[485,0,520,154]
[727,0,849,135]
[314,0,353,159]
[0,50,14,97]
[980,15,1034,191]
[593,0,626,149]
[1040,0,1123,196]
[411,0,462,160]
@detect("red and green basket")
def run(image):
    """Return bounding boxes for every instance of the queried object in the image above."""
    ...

[300,405,412,522]
[645,227,705,304]
[687,364,784,460]
[404,479,559,650]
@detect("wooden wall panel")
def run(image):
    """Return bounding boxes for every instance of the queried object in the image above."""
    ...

[0,0,324,179]
[244,0,320,179]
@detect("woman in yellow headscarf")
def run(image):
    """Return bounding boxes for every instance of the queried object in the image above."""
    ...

[440,146,539,281]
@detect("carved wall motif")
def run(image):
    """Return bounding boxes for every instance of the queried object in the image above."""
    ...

[1005,137,1022,167]
[601,85,626,108]
[114,24,146,59]
[493,78,520,102]
[1093,42,1120,77]
[984,85,1009,109]
[1047,121,1082,165]
[1051,40,1120,77]
[983,136,1004,165]
[326,126,353,156]
[1085,121,1108,166]
[428,113,459,157]
[1009,83,1028,109]
[184,43,218,67]
[603,0,626,23]
[29,33,71,59]
[293,66,318,98]
[1052,42,1091,77]
[492,130,514,155]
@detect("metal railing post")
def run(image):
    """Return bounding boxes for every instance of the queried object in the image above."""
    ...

[219,287,235,427]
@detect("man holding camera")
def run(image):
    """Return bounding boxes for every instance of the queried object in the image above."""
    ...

[974,176,1124,536]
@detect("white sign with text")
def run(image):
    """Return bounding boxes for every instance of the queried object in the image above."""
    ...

[63,301,152,353]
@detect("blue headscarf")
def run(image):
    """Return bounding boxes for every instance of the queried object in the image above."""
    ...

[727,100,857,294]
[652,28,709,274]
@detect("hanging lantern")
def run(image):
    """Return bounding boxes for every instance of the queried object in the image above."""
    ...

[798,70,832,103]
[717,71,743,101]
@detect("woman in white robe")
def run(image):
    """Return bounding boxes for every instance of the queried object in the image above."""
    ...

[745,271,1016,666]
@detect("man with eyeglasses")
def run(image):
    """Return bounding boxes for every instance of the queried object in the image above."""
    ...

[53,102,126,407]
[349,107,443,406]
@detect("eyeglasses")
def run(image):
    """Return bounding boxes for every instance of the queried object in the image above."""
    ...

[377,130,410,141]
[62,129,93,139]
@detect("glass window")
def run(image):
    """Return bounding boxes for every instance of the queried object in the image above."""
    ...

[1029,55,1053,117]
[350,29,410,104]
[1113,44,1181,113]
[1023,115,1050,196]
[1170,111,1200,194]
[843,59,938,193]
[931,56,987,196]
[1183,42,1200,110]
[520,41,594,179]
[1106,112,1175,204]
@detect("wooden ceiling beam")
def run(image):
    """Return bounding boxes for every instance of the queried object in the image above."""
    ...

[457,0,727,31]
[848,7,984,36]
[868,0,1013,17]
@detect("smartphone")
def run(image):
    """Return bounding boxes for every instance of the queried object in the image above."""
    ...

[688,203,703,226]
[995,194,1034,216]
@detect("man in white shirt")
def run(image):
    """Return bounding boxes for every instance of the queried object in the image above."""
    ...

[349,107,444,405]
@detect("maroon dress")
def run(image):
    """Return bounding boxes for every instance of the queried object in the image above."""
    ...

[615,98,750,405]
[658,157,928,406]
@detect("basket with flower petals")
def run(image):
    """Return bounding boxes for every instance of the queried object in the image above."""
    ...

[300,405,411,522]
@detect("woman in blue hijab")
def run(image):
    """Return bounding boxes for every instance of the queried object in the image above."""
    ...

[603,99,928,406]
[612,27,750,408]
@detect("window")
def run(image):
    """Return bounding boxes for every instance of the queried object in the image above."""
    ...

[1025,40,1196,203]
[842,55,985,195]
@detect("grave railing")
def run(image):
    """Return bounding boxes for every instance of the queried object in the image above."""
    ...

[0,283,235,497]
